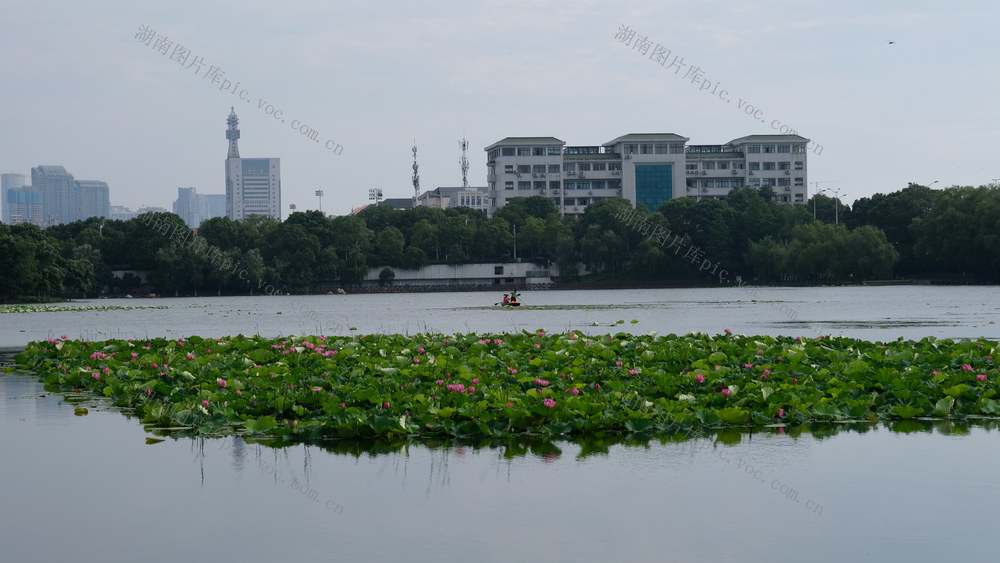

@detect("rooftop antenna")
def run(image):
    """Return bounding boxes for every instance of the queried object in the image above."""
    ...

[459,136,469,189]
[412,141,420,202]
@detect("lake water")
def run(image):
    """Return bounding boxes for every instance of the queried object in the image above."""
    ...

[2,286,999,562]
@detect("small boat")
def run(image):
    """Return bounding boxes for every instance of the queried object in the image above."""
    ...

[500,301,521,307]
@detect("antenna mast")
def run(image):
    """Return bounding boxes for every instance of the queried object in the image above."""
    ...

[412,141,420,202]
[459,137,469,189]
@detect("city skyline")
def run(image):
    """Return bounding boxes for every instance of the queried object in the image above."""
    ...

[1,1,997,218]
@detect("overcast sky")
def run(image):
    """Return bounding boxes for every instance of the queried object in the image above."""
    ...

[2,0,998,218]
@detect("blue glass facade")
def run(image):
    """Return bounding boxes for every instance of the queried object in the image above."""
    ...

[635,164,672,211]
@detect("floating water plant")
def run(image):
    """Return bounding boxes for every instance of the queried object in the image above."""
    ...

[14,331,999,441]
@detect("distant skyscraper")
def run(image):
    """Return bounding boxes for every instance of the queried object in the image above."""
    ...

[173,187,226,228]
[32,165,75,225]
[2,173,43,226]
[199,194,226,223]
[174,187,199,227]
[225,108,281,221]
[27,166,111,225]
[2,173,26,224]
[75,180,110,221]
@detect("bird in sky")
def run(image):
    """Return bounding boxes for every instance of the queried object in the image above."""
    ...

[888,40,895,45]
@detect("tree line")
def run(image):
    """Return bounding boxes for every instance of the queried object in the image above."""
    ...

[1,182,998,301]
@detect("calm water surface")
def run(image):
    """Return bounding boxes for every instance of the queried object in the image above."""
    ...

[2,286,999,562]
[3,285,999,347]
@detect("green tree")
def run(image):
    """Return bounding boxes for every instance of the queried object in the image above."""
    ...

[374,226,406,266]
[378,266,395,286]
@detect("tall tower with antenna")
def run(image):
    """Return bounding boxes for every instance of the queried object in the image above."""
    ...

[459,137,470,189]
[412,142,420,203]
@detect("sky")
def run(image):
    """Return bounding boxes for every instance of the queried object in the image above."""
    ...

[2,0,998,218]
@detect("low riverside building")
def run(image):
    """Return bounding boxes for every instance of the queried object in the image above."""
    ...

[360,262,564,289]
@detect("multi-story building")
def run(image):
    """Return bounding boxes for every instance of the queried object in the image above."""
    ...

[225,108,281,221]
[485,133,809,215]
[686,135,809,205]
[2,173,44,226]
[31,165,76,225]
[27,166,112,225]
[416,186,490,212]
[75,180,110,221]
[173,187,225,228]
[2,173,27,224]
[109,205,137,221]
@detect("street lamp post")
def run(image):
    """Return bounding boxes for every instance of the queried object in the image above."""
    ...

[826,187,843,225]
[315,190,324,213]
[813,188,826,220]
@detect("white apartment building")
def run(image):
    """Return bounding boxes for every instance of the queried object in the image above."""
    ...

[485,133,809,215]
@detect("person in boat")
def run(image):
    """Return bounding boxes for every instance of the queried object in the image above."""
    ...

[509,290,520,305]
[502,293,510,305]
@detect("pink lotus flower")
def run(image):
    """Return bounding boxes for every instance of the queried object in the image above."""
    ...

[793,377,798,385]
[594,383,601,390]
[759,374,767,381]
[468,386,475,393]
[764,369,771,376]
[418,347,425,354]
[413,358,420,364]
[777,408,784,417]
[962,364,973,371]
[146,387,152,395]
[932,371,940,375]
[721,388,731,397]
[695,374,705,383]
[724,329,731,334]
[444,339,449,344]
[235,389,243,395]
[535,344,541,348]
[535,378,549,387]
[437,379,445,386]
[383,401,390,408]
[506,402,514,407]
[542,398,556,408]
[628,369,639,375]
[92,372,100,380]
[757,349,763,355]
[187,353,195,360]
[217,379,227,388]
[571,387,580,396]
[977,374,988,382]
[312,386,323,391]
[340,402,346,408]
[201,399,210,407]
[494,339,502,345]
[60,334,68,340]
[615,361,623,366]
[744,363,754,369]
[472,378,479,384]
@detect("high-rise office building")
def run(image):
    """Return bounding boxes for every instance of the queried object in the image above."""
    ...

[224,108,281,221]
[26,166,111,225]
[2,173,44,226]
[174,187,226,228]
[75,180,110,221]
[2,173,26,224]
[31,165,75,225]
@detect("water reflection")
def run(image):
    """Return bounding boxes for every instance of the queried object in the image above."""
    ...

[3,367,999,562]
